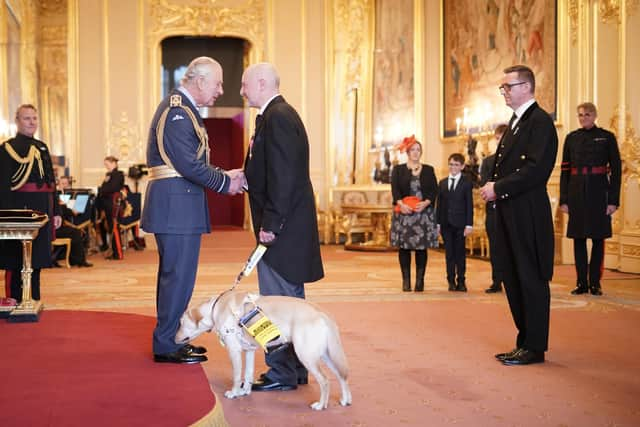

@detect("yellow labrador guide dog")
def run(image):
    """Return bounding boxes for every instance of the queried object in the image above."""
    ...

[175,290,352,410]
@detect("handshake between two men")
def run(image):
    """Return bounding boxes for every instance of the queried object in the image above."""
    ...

[225,169,247,195]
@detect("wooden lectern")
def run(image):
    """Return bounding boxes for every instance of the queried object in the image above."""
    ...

[0,210,48,322]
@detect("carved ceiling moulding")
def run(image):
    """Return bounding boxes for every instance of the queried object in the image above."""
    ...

[599,0,639,24]
[149,0,264,49]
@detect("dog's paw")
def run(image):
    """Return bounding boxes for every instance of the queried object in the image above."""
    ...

[310,401,326,411]
[224,390,240,399]
[340,397,352,406]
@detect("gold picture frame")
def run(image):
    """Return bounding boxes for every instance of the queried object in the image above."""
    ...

[442,0,557,138]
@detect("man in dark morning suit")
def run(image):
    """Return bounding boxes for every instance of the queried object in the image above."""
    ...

[241,63,324,391]
[0,104,62,302]
[436,153,473,292]
[480,124,508,293]
[142,57,245,364]
[560,102,621,296]
[480,65,558,366]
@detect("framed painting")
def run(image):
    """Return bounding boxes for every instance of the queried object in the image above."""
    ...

[442,0,557,138]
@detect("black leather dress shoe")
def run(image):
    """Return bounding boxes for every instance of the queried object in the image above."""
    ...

[590,286,603,296]
[495,348,520,361]
[184,343,207,355]
[485,286,502,293]
[259,372,307,385]
[455,284,467,292]
[154,347,208,364]
[251,377,297,392]
[448,282,456,292]
[501,349,545,366]
[571,284,589,295]
[78,261,93,267]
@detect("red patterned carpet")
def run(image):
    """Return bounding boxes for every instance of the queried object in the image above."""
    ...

[0,311,221,426]
[2,230,640,426]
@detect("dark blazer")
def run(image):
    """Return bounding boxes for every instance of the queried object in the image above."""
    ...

[559,125,621,239]
[493,102,558,281]
[98,169,125,196]
[391,164,438,206]
[244,95,324,285]
[141,89,229,234]
[479,154,496,186]
[436,175,473,229]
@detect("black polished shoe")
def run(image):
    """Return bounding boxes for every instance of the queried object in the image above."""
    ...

[495,348,520,361]
[183,343,207,355]
[590,285,603,296]
[455,283,467,292]
[78,261,93,267]
[251,376,297,392]
[485,285,502,293]
[571,284,589,295]
[448,282,456,292]
[501,349,545,366]
[154,347,208,364]
[259,372,308,385]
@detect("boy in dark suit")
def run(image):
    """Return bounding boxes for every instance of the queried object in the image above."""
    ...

[436,153,473,291]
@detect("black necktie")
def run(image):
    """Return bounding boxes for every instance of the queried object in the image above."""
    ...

[508,113,517,129]
[449,177,455,191]
[255,114,263,129]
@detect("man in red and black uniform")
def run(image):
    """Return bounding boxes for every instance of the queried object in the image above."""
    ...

[96,156,125,258]
[560,102,622,296]
[0,104,61,301]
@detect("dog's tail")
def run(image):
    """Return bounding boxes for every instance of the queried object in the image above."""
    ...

[324,315,349,380]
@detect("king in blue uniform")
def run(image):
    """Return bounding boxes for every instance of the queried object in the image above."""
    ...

[142,57,244,364]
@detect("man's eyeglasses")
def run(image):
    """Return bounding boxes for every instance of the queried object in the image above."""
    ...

[499,81,526,94]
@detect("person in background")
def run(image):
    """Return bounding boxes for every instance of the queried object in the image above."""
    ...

[96,156,125,257]
[241,62,324,391]
[560,102,621,296]
[436,153,473,292]
[390,135,439,292]
[0,104,62,301]
[480,124,508,293]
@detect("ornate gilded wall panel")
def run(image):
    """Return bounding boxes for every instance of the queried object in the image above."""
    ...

[36,1,68,158]
[326,0,374,188]
[146,0,265,110]
[599,0,639,23]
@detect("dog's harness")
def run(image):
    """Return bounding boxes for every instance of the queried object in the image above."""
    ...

[206,245,284,351]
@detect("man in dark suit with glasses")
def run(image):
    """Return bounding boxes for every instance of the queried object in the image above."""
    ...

[480,65,558,366]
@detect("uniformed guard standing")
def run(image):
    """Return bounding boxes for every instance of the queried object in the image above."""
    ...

[560,102,622,296]
[0,104,61,301]
[142,57,244,364]
[96,156,125,258]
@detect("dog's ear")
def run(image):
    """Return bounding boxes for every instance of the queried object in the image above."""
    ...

[196,300,214,331]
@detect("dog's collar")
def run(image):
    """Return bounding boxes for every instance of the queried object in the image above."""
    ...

[210,289,232,326]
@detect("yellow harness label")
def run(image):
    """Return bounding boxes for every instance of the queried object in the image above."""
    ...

[245,316,282,350]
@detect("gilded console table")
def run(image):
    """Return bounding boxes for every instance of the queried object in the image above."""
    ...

[341,204,394,252]
[0,210,49,322]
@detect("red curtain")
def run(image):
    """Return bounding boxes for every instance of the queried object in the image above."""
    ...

[204,115,245,228]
